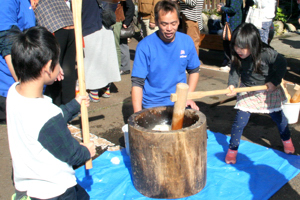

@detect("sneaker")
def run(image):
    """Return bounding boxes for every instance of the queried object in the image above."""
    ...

[225,149,238,164]
[120,70,130,75]
[102,87,110,98]
[89,90,100,102]
[282,138,295,154]
[220,65,230,71]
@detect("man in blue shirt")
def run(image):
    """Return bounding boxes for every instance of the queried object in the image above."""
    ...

[0,0,36,123]
[131,0,200,113]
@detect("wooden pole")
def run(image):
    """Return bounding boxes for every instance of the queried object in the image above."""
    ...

[170,85,268,102]
[171,83,189,130]
[72,0,92,169]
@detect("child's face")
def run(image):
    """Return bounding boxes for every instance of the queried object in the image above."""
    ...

[234,45,251,59]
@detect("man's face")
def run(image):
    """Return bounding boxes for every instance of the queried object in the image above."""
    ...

[156,10,179,43]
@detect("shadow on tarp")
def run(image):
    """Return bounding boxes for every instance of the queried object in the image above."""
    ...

[211,131,292,200]
[75,130,300,200]
[76,170,93,192]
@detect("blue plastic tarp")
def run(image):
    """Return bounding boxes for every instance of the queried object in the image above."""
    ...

[75,130,300,200]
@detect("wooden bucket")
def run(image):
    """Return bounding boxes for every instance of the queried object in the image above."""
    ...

[128,106,207,199]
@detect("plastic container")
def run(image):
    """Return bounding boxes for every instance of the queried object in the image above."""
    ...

[122,124,130,156]
[282,103,300,124]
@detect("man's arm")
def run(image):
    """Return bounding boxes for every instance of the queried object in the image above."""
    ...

[4,55,17,81]
[132,86,143,113]
[186,71,199,110]
[0,26,22,82]
[187,71,199,93]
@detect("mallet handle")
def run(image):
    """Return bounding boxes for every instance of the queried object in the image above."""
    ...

[170,85,268,102]
[171,83,189,130]
[72,0,92,169]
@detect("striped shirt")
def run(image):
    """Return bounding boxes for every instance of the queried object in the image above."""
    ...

[34,0,73,33]
[179,0,204,30]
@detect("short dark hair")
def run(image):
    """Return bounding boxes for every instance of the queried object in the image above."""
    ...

[230,23,262,73]
[154,0,180,22]
[11,26,60,82]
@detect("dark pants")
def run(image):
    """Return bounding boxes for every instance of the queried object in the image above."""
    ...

[223,40,231,65]
[45,28,77,106]
[229,110,291,150]
[0,95,6,120]
[15,184,89,200]
[120,38,130,72]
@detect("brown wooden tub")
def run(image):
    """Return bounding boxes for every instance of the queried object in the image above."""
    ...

[128,106,207,199]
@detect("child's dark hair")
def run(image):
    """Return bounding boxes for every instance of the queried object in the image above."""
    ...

[154,0,180,22]
[11,26,60,82]
[230,23,262,73]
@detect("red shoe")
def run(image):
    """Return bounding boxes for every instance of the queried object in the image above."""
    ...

[225,149,238,164]
[282,138,295,154]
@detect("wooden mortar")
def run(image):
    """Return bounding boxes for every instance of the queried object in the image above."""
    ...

[128,106,207,199]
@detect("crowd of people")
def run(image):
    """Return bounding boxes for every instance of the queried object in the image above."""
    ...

[0,0,296,199]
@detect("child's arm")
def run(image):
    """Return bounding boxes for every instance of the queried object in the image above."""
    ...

[268,53,287,87]
[59,94,90,123]
[38,114,95,166]
[228,65,239,88]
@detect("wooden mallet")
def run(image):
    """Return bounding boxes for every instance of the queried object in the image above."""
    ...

[72,0,92,169]
[171,84,268,130]
[171,83,189,130]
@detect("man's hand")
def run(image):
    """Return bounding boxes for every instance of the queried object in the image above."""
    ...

[122,24,127,29]
[226,85,236,96]
[55,67,64,81]
[186,99,199,110]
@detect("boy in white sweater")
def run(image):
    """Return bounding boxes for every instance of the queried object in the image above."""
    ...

[7,26,95,200]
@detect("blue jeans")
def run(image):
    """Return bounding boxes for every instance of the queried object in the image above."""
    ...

[259,21,272,44]
[229,110,291,150]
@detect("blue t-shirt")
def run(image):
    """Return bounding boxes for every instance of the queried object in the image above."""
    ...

[132,31,200,108]
[0,0,36,97]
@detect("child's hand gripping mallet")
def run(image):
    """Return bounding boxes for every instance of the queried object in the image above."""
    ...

[72,0,92,169]
[170,84,268,130]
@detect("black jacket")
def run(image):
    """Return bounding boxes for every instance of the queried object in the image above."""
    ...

[228,47,287,88]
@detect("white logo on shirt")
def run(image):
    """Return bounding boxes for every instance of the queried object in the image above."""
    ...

[180,50,187,58]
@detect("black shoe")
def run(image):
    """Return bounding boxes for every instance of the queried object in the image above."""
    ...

[120,70,130,75]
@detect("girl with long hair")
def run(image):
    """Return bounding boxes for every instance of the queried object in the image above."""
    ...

[225,23,295,164]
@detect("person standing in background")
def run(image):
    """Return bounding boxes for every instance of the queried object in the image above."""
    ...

[82,0,121,102]
[138,0,160,37]
[34,0,76,106]
[179,0,204,57]
[251,0,276,44]
[114,0,135,75]
[0,0,36,124]
[217,0,243,71]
